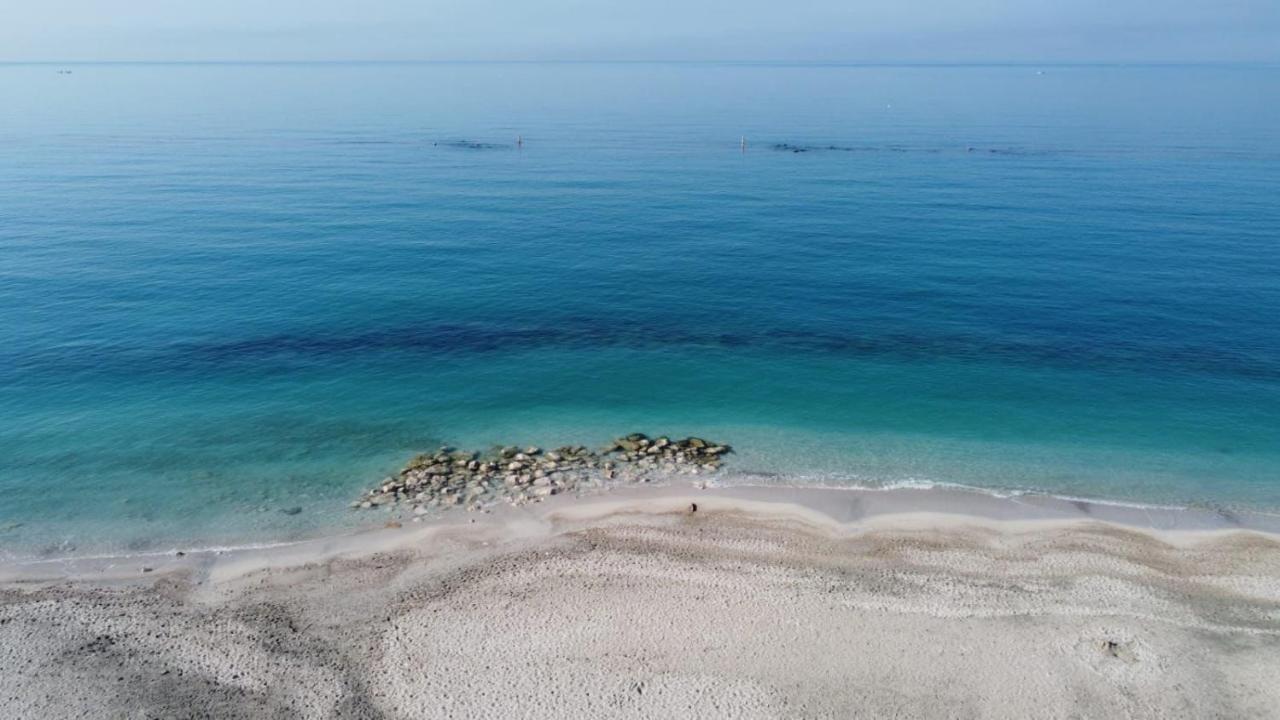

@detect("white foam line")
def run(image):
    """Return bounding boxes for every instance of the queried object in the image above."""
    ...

[715,474,1201,512]
[1037,492,1192,512]
[6,539,307,567]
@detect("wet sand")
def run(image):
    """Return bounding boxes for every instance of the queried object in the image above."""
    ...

[3,485,1280,719]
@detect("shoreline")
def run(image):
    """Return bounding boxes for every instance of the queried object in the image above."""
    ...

[7,426,1280,568]
[6,480,1280,585]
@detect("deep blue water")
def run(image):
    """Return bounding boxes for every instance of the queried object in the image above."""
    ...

[2,63,1279,557]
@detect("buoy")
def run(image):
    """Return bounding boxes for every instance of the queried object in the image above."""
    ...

[740,136,747,153]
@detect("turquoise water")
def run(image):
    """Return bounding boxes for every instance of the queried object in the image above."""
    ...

[2,63,1279,557]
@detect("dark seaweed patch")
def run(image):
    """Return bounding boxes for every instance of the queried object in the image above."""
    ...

[436,140,510,150]
[770,143,1056,156]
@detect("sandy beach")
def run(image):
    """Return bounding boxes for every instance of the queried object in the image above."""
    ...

[3,485,1280,719]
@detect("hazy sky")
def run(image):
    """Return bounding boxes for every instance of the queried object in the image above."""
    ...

[3,0,1277,63]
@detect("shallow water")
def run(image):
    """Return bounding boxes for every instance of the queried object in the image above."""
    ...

[2,62,1279,557]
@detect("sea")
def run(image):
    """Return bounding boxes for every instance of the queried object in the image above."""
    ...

[2,62,1278,558]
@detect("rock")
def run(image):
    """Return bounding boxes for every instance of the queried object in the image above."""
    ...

[385,520,402,529]
[358,433,730,511]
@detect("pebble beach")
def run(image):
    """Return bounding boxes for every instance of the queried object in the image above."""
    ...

[4,484,1280,719]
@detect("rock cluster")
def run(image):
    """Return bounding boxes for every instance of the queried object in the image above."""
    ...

[353,433,731,515]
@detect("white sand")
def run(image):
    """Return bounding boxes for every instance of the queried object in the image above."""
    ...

[3,486,1280,719]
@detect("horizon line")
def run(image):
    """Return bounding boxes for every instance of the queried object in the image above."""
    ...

[2,59,1277,67]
